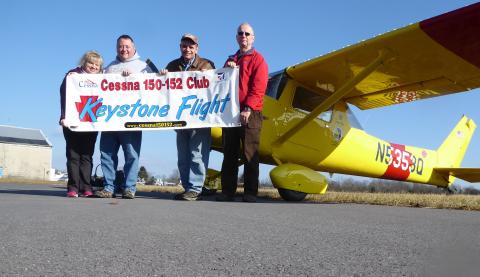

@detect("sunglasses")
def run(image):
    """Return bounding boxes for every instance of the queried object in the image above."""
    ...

[237,31,252,37]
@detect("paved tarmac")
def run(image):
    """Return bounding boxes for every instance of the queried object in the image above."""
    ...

[0,183,479,277]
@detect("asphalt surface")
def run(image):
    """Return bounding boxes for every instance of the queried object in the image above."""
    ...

[0,183,479,277]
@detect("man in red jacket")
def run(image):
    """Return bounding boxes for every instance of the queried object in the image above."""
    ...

[217,23,269,202]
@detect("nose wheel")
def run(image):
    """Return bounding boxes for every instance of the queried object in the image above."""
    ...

[277,188,307,201]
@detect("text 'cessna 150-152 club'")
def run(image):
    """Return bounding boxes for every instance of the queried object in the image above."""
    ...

[207,2,480,201]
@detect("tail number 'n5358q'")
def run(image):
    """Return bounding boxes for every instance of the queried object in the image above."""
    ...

[376,142,424,181]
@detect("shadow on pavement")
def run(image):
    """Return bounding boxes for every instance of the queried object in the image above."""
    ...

[134,191,176,200]
[0,188,177,200]
[0,187,66,197]
[0,185,321,204]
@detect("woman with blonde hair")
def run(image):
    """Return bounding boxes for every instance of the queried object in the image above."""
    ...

[59,51,103,197]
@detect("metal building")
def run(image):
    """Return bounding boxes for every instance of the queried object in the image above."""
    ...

[0,125,52,180]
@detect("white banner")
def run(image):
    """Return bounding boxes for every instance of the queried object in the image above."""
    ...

[65,67,240,131]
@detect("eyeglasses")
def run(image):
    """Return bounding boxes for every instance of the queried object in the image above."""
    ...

[237,31,252,37]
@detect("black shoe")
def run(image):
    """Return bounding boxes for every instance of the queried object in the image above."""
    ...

[242,194,257,203]
[200,187,217,196]
[174,191,200,201]
[216,193,235,202]
[174,192,185,200]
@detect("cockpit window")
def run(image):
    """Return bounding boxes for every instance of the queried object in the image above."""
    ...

[292,86,333,122]
[346,104,363,130]
[266,71,288,99]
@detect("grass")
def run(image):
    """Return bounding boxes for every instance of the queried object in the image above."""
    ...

[310,191,480,211]
[137,184,183,193]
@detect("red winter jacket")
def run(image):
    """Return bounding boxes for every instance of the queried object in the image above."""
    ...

[224,48,268,111]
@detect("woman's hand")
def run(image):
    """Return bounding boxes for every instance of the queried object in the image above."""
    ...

[59,119,68,128]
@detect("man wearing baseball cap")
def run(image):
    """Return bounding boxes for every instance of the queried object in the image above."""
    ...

[160,33,215,201]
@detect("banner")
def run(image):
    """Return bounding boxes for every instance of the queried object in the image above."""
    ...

[65,67,240,131]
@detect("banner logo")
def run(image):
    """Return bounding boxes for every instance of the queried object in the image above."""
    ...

[65,68,240,131]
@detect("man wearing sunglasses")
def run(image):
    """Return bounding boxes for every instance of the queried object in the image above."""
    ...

[218,23,269,203]
[160,34,215,201]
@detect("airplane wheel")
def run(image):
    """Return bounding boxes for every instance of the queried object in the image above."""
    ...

[278,188,307,201]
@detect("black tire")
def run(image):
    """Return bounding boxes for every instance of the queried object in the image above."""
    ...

[278,188,307,201]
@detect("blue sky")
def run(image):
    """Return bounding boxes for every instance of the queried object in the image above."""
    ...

[2,0,479,187]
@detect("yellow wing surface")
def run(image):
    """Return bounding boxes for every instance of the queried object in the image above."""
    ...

[286,2,480,110]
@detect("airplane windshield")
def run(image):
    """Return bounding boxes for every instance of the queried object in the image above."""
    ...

[266,71,362,129]
[266,71,288,100]
[292,86,333,122]
[346,105,363,130]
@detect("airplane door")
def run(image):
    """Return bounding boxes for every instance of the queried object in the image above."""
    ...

[278,85,334,151]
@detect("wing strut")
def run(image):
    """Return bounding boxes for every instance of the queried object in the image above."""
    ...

[273,49,393,147]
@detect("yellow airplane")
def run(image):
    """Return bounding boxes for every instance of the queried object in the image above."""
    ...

[208,2,480,201]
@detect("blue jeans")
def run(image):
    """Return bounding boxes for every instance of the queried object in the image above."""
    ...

[100,131,142,193]
[177,128,211,193]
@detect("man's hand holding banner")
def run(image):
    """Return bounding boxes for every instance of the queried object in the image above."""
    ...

[65,67,240,131]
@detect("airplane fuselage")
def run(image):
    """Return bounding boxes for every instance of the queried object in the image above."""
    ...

[212,72,475,189]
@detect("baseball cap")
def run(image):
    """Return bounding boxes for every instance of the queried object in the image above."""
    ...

[181,33,198,45]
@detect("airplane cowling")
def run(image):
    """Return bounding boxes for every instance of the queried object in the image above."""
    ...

[211,127,222,141]
[210,127,223,150]
[270,164,328,194]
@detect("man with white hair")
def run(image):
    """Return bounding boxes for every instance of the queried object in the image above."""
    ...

[218,23,269,202]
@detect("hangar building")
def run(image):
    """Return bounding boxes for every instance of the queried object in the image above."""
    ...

[0,125,52,180]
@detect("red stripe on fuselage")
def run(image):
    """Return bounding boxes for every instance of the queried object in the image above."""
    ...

[419,3,480,69]
[382,143,411,181]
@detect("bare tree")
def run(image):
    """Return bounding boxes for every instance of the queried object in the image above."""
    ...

[165,169,180,184]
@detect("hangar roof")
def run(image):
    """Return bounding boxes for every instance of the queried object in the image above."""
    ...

[0,125,52,147]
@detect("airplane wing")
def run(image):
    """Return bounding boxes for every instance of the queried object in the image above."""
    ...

[286,3,480,110]
[433,167,480,183]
